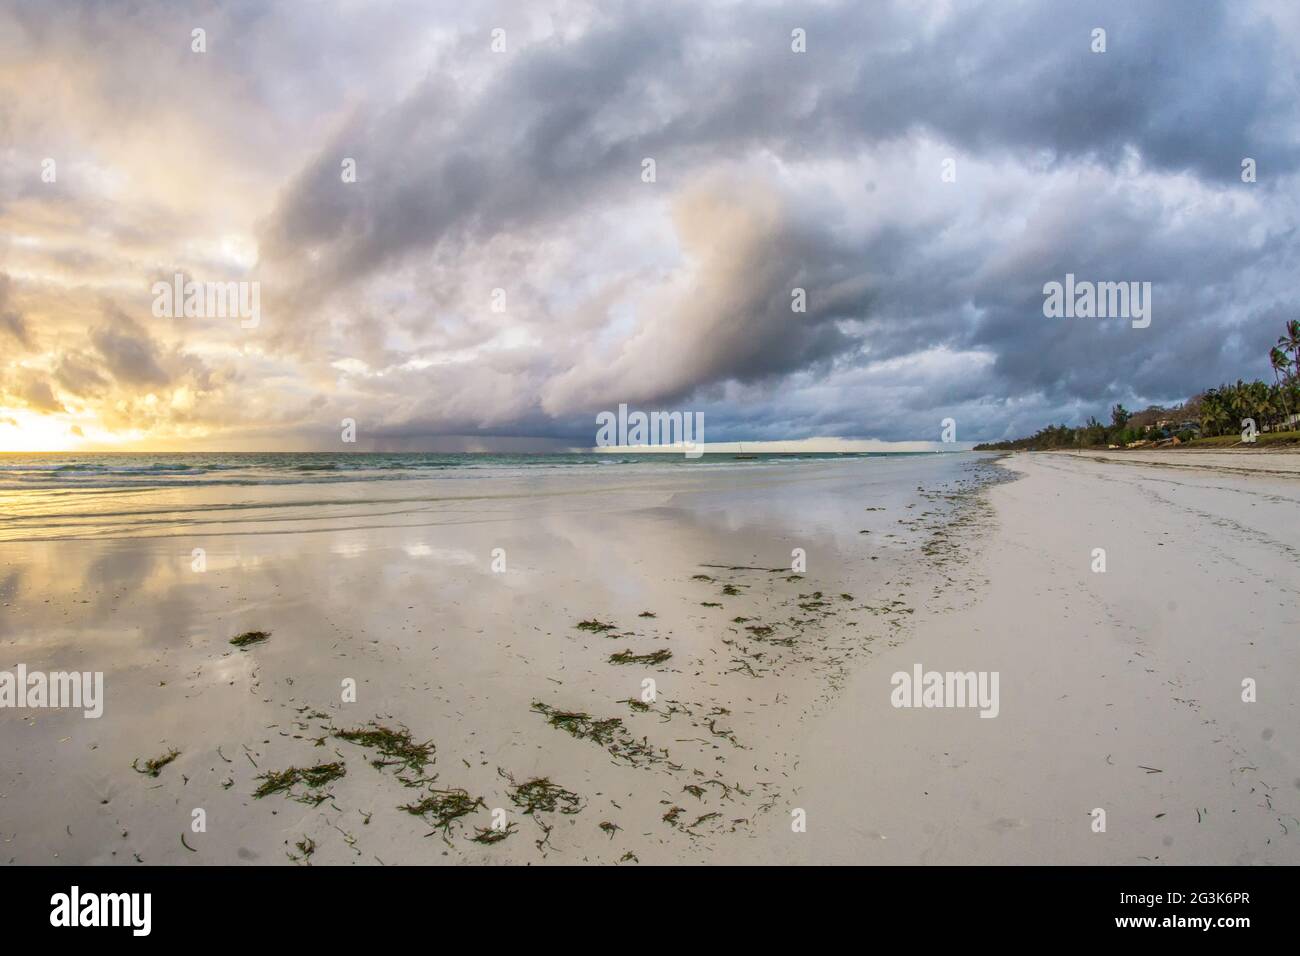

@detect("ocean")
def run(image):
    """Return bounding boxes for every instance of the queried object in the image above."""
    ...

[0,451,968,542]
[0,451,946,491]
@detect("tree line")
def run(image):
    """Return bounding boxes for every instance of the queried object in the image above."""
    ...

[974,320,1300,450]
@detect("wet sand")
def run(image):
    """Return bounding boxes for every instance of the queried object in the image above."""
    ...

[3,449,1295,865]
[0,453,994,864]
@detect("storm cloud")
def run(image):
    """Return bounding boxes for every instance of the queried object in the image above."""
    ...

[3,0,1299,448]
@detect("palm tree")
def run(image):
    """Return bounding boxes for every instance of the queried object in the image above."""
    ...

[1271,347,1294,422]
[1279,319,1300,382]
[1249,380,1274,430]
[1226,380,1248,434]
[1200,388,1229,436]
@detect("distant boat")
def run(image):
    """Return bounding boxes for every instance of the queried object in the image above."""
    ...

[733,443,757,460]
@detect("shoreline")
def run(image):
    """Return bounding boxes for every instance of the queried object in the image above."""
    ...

[2,450,1295,865]
[0,454,999,864]
[748,450,1299,864]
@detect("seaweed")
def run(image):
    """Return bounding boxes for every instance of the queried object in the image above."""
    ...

[498,770,584,852]
[706,718,740,746]
[402,788,485,839]
[575,619,617,633]
[531,702,622,746]
[470,822,517,844]
[334,722,435,775]
[132,749,180,777]
[531,701,667,766]
[608,648,672,666]
[229,630,270,648]
[500,769,583,816]
[254,761,346,804]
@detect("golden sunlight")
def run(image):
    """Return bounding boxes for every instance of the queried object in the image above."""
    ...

[0,408,82,452]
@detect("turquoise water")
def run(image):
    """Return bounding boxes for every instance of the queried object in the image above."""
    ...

[0,451,951,491]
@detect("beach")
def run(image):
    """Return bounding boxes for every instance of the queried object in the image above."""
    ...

[1,450,1296,865]
[753,450,1300,864]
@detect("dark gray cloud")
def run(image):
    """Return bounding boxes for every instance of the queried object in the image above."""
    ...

[244,0,1300,441]
[54,352,109,398]
[0,275,31,349]
[8,0,1300,445]
[90,306,171,387]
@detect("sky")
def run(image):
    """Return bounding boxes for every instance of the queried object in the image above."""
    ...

[2,0,1298,452]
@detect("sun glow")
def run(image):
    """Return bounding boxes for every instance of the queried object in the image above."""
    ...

[0,409,85,452]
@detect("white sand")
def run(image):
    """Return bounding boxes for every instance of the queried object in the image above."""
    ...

[750,450,1300,864]
[2,450,1296,865]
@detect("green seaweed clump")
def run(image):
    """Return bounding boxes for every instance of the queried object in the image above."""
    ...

[608,648,672,666]
[229,630,271,648]
[401,788,485,838]
[470,823,517,844]
[531,702,667,767]
[254,761,346,805]
[531,702,622,746]
[501,770,583,816]
[334,722,435,775]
